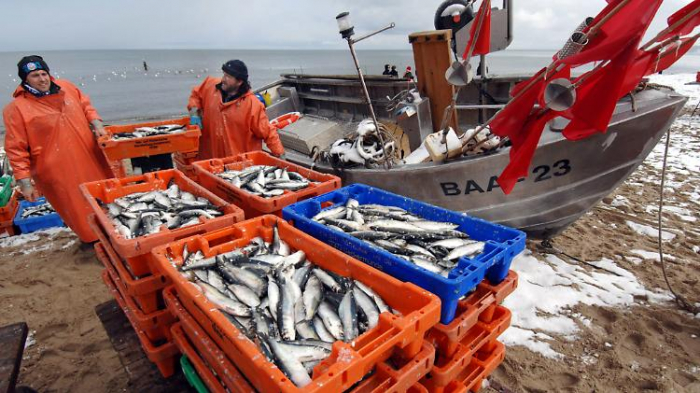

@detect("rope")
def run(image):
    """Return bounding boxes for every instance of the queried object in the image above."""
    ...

[657,109,699,314]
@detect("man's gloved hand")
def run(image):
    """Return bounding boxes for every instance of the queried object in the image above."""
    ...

[17,178,39,202]
[190,115,203,128]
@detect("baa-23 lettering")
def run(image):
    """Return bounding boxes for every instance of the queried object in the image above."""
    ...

[440,159,572,196]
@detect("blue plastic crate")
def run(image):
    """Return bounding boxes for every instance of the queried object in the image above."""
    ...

[14,197,65,234]
[282,183,526,324]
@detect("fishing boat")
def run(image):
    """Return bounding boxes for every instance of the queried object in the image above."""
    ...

[253,1,691,239]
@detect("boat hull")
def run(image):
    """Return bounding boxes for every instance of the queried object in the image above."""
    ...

[286,88,687,239]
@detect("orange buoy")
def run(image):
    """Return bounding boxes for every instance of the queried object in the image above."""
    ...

[270,112,302,129]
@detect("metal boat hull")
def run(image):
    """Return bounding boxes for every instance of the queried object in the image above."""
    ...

[285,87,687,238]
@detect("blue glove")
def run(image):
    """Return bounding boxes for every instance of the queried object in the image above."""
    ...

[190,115,203,128]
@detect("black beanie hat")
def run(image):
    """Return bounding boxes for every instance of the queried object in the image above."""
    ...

[222,60,248,81]
[18,55,50,81]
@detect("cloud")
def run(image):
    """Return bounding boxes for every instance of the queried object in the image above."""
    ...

[0,0,695,51]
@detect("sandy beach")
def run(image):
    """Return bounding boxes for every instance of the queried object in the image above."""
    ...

[0,75,698,392]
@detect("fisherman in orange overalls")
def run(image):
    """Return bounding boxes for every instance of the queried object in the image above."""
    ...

[187,60,285,160]
[3,55,113,244]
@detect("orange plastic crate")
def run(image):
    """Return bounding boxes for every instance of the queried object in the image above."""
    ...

[350,341,435,393]
[192,151,341,218]
[0,190,19,222]
[80,169,245,276]
[101,270,180,378]
[421,306,510,391]
[98,248,176,342]
[173,151,199,181]
[164,287,257,393]
[99,117,201,161]
[427,271,517,358]
[440,341,506,393]
[171,323,226,393]
[94,235,169,314]
[150,215,441,393]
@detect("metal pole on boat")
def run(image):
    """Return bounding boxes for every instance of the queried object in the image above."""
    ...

[337,12,395,169]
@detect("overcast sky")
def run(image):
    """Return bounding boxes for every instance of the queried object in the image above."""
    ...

[0,1,694,51]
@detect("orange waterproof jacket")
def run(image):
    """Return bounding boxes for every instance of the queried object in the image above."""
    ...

[188,77,284,160]
[3,79,113,242]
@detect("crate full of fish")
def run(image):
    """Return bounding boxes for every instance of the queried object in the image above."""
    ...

[0,175,13,207]
[80,169,244,276]
[150,215,441,392]
[282,184,526,324]
[192,151,341,217]
[99,117,201,161]
[165,287,269,393]
[166,284,435,393]
[14,197,65,234]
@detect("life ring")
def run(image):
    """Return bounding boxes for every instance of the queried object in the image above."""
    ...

[270,112,302,129]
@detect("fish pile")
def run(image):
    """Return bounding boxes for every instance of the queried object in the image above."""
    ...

[177,225,395,388]
[20,201,57,219]
[102,182,222,239]
[216,165,313,199]
[111,124,186,140]
[312,200,485,277]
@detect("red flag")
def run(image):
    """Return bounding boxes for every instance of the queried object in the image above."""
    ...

[491,65,571,194]
[489,69,545,140]
[560,0,662,67]
[462,0,491,58]
[660,0,700,41]
[563,41,642,140]
[497,111,559,194]
[649,35,700,74]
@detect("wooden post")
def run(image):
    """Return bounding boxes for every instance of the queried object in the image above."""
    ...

[409,30,458,132]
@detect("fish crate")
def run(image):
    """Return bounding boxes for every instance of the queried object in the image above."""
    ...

[0,190,19,223]
[0,175,13,207]
[348,340,435,393]
[97,246,177,342]
[432,341,506,393]
[99,117,201,161]
[166,284,433,393]
[172,324,254,393]
[192,151,341,218]
[427,271,517,358]
[421,306,511,392]
[164,287,261,393]
[93,231,170,314]
[282,184,526,324]
[14,197,65,234]
[173,151,200,181]
[150,215,441,393]
[101,270,180,378]
[80,169,245,277]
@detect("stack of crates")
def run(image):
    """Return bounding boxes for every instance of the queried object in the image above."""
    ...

[150,215,443,392]
[80,169,244,377]
[172,151,200,180]
[99,118,201,178]
[192,151,341,218]
[0,175,18,236]
[282,184,527,391]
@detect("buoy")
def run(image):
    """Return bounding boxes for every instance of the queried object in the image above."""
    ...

[270,112,302,129]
